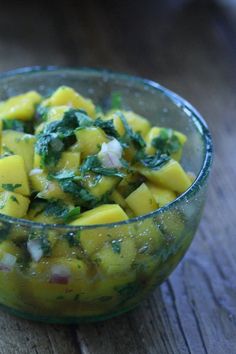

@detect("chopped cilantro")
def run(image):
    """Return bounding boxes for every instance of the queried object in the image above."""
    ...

[139,153,170,170]
[94,118,120,138]
[36,105,49,122]
[43,200,69,220]
[2,119,25,132]
[10,195,19,204]
[151,128,181,155]
[111,92,122,110]
[111,239,122,254]
[35,109,95,169]
[80,155,125,178]
[118,113,146,149]
[64,207,81,222]
[49,169,77,181]
[1,183,22,192]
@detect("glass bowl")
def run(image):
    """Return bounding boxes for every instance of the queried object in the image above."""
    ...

[0,67,212,323]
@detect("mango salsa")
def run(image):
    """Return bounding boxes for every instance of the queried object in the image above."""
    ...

[0,86,194,319]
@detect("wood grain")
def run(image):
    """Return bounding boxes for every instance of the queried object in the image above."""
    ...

[0,0,235,353]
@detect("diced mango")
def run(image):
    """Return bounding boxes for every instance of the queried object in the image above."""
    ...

[0,155,30,196]
[103,111,125,136]
[95,238,136,275]
[146,183,177,207]
[105,110,151,137]
[134,219,163,254]
[55,152,80,172]
[2,130,35,172]
[123,111,151,137]
[0,191,29,218]
[117,171,144,198]
[27,257,89,310]
[34,122,45,135]
[29,170,70,201]
[70,204,128,226]
[0,240,23,264]
[82,174,119,199]
[29,212,61,224]
[125,183,158,217]
[138,159,192,194]
[73,127,108,158]
[42,86,96,118]
[111,190,127,209]
[144,127,161,155]
[0,91,42,121]
[144,127,187,160]
[46,105,69,122]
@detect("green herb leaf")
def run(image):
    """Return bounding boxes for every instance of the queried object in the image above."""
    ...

[94,118,120,138]
[1,183,22,192]
[80,155,125,178]
[151,128,181,155]
[118,113,146,149]
[43,200,70,220]
[49,169,76,181]
[111,92,122,110]
[2,119,33,134]
[64,207,81,222]
[139,153,170,170]
[10,195,19,204]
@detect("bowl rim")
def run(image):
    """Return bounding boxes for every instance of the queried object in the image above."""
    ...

[0,66,213,231]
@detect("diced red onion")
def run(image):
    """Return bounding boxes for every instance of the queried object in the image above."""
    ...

[27,239,43,262]
[49,264,70,284]
[98,139,123,168]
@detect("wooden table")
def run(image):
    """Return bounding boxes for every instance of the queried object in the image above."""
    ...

[0,1,235,353]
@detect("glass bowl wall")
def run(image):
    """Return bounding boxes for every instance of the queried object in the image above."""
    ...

[0,67,212,323]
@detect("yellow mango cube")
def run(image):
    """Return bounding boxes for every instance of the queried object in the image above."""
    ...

[29,170,70,201]
[0,191,30,218]
[0,155,30,196]
[74,127,108,158]
[125,183,158,216]
[42,86,96,118]
[105,110,151,137]
[111,190,127,209]
[83,174,119,199]
[145,127,187,160]
[138,159,192,194]
[46,105,69,122]
[134,219,163,254]
[55,152,80,172]
[123,111,151,137]
[2,130,35,173]
[0,91,42,120]
[70,204,128,226]
[146,183,177,207]
[95,238,136,275]
[103,111,125,136]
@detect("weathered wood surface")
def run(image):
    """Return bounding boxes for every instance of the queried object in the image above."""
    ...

[0,1,235,353]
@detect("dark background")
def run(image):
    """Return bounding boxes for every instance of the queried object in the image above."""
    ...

[0,1,235,353]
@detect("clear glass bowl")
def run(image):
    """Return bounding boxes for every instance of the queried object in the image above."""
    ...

[0,67,212,323]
